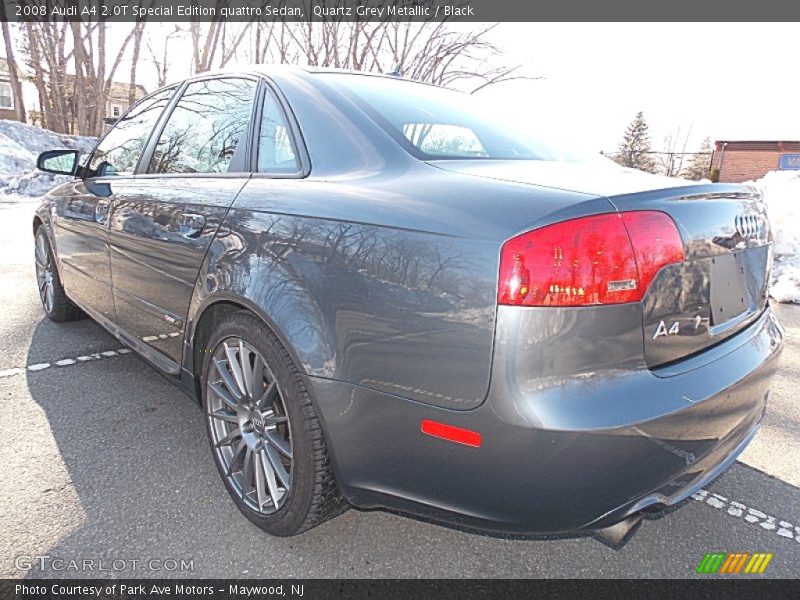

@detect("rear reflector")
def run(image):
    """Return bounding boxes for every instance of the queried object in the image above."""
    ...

[498,211,684,307]
[420,419,482,447]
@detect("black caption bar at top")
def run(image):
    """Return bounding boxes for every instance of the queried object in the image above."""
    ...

[3,0,800,23]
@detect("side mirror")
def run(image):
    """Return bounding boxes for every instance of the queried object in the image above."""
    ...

[37,150,79,176]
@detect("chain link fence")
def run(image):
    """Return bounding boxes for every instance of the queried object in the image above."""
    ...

[601,150,714,179]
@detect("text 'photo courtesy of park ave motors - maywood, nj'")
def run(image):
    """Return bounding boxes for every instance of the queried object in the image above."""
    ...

[14,583,303,597]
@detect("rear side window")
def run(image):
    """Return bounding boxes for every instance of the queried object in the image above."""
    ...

[257,89,299,174]
[86,86,175,177]
[148,78,257,174]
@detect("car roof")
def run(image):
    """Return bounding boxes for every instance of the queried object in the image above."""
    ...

[161,64,433,89]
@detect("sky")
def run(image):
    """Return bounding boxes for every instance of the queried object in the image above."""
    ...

[142,22,800,155]
[478,23,800,154]
[13,22,800,155]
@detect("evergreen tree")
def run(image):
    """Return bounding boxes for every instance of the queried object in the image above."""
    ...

[684,137,714,181]
[613,112,657,173]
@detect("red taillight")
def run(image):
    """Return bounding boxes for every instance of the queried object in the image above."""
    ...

[498,211,684,307]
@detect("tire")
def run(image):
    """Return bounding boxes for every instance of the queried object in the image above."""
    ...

[201,310,348,536]
[34,226,84,322]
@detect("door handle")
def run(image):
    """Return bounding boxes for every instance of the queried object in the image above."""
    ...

[179,212,206,238]
[95,200,110,224]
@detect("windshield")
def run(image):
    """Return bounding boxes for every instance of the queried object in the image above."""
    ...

[317,73,589,162]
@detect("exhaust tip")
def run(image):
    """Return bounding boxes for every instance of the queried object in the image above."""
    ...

[592,514,644,550]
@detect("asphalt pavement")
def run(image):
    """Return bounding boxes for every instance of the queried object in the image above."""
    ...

[1,198,798,579]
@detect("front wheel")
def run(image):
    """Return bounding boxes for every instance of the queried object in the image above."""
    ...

[34,227,83,322]
[201,311,347,536]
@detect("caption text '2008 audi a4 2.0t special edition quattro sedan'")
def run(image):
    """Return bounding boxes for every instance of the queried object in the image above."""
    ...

[32,66,783,543]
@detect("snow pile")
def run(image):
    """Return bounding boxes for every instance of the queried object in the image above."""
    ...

[0,119,95,196]
[745,170,800,303]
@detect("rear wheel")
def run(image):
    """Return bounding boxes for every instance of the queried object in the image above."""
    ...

[201,311,347,535]
[34,227,83,322]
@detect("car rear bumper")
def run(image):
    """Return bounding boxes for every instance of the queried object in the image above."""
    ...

[583,396,764,531]
[306,306,783,535]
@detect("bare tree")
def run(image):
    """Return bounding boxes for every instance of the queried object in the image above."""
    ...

[148,25,185,87]
[0,19,26,123]
[70,21,87,134]
[128,21,147,106]
[21,16,148,135]
[22,21,68,131]
[240,18,533,92]
[657,124,693,177]
[190,21,250,73]
[189,1,252,74]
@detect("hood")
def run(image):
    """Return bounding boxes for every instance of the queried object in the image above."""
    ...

[427,159,694,198]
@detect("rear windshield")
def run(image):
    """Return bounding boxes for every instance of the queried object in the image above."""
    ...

[317,73,585,162]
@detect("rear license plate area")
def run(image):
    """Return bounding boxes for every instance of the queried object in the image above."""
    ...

[709,252,749,326]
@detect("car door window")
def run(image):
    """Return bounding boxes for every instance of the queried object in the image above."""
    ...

[86,86,176,178]
[258,89,299,174]
[148,78,257,174]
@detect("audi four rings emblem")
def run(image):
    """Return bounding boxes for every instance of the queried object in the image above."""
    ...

[735,214,760,238]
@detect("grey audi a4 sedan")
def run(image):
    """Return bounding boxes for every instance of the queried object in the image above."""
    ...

[33,66,783,541]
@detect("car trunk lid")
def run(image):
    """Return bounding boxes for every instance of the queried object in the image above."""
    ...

[608,185,771,370]
[426,158,690,197]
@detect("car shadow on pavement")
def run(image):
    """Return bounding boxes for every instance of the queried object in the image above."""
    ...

[14,315,800,579]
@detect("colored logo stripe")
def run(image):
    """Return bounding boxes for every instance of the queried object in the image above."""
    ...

[719,553,749,573]
[697,553,726,573]
[697,552,773,574]
[745,553,773,574]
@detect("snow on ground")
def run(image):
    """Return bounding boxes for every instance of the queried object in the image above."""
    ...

[745,170,800,303]
[0,120,95,197]
[0,119,797,302]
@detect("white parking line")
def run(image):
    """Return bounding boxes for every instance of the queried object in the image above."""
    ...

[692,488,799,543]
[143,332,181,341]
[0,347,132,378]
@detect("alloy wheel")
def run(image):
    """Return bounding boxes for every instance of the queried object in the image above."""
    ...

[34,233,55,315]
[206,338,293,514]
